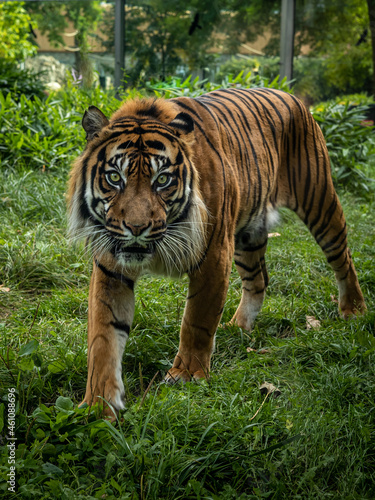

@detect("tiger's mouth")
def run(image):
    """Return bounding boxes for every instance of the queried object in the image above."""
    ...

[111,241,157,263]
[120,243,155,254]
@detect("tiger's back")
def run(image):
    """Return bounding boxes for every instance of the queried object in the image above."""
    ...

[174,88,333,226]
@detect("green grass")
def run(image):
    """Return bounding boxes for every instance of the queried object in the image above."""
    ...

[1,120,375,499]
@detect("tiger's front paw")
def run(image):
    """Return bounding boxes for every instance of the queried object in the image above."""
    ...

[164,353,210,385]
[80,377,125,420]
[164,367,208,384]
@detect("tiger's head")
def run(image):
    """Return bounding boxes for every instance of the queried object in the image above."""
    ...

[68,99,207,276]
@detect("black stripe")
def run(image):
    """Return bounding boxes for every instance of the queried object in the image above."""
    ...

[235,260,259,273]
[95,259,135,290]
[338,267,350,281]
[320,223,346,251]
[314,196,338,240]
[241,269,262,280]
[237,238,268,254]
[327,245,347,264]
[235,261,260,274]
[110,321,130,335]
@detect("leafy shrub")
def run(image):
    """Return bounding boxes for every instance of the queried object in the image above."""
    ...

[215,56,371,104]
[0,91,81,172]
[0,61,46,101]
[0,1,37,62]
[323,44,373,98]
[146,71,292,99]
[215,56,263,82]
[0,77,141,173]
[312,96,375,195]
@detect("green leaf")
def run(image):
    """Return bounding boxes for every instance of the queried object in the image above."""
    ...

[42,462,63,476]
[48,360,65,373]
[18,339,39,356]
[110,477,122,494]
[18,357,34,371]
[55,396,74,412]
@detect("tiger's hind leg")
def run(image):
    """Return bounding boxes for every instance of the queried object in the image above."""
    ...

[311,203,366,318]
[292,177,366,318]
[230,222,269,331]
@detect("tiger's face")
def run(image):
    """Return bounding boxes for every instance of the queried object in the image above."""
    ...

[68,102,207,275]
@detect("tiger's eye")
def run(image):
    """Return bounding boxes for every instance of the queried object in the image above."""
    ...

[108,172,121,184]
[157,174,169,186]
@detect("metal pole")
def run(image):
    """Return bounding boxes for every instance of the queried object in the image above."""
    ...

[114,0,125,91]
[280,0,295,82]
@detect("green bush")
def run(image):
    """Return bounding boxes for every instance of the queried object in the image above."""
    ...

[0,61,46,101]
[215,56,372,104]
[0,91,81,172]
[0,1,37,62]
[312,96,375,195]
[0,78,141,173]
[146,71,291,99]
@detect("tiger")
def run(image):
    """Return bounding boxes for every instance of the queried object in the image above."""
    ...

[68,87,366,417]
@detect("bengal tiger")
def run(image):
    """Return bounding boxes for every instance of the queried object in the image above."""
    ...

[68,87,366,417]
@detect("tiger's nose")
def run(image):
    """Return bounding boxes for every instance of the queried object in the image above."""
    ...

[124,222,151,236]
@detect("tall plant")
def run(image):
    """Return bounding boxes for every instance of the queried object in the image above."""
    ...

[0,1,37,62]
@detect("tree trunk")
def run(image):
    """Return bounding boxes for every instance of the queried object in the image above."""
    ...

[367,0,375,96]
[74,32,93,88]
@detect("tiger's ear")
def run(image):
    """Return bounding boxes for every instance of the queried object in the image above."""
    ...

[82,106,109,141]
[168,112,195,142]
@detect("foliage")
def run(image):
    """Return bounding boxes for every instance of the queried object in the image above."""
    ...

[0,1,37,62]
[223,0,373,98]
[20,0,375,99]
[0,92,81,173]
[231,0,371,58]
[0,61,46,102]
[100,0,229,86]
[312,96,375,194]
[216,55,372,104]
[0,78,143,174]
[323,44,373,97]
[26,1,102,87]
[146,72,292,99]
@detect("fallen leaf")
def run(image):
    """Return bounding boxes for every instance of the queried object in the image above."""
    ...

[259,382,281,397]
[0,285,10,292]
[268,232,281,238]
[258,348,271,354]
[330,294,339,304]
[246,347,271,354]
[306,315,321,330]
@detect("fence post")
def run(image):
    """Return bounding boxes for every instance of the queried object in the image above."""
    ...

[280,0,295,82]
[114,0,126,93]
